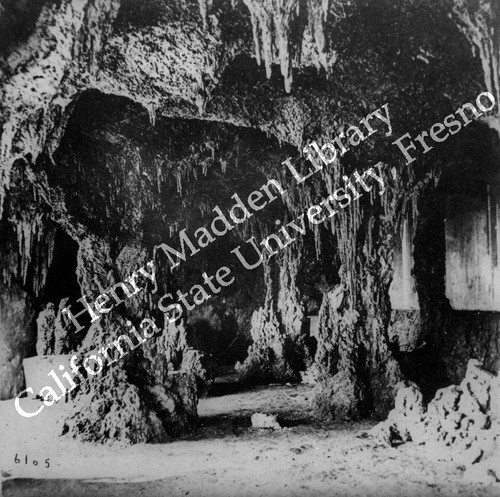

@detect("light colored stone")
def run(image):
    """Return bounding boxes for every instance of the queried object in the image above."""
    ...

[251,412,281,430]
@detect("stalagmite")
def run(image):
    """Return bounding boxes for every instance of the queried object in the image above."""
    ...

[236,247,308,383]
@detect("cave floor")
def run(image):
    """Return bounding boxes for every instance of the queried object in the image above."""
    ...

[1,382,499,497]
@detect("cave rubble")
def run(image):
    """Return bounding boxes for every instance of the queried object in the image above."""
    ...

[372,359,500,484]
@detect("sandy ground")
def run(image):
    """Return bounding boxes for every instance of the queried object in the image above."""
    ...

[1,381,499,497]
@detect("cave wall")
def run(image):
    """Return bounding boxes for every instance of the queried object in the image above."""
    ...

[0,88,305,441]
[388,123,500,399]
[388,208,500,393]
[445,187,500,312]
[0,233,36,399]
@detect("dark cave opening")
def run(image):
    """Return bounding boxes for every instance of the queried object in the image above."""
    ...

[34,228,86,352]
[37,229,81,308]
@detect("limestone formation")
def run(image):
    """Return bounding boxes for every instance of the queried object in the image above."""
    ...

[372,360,500,484]
[0,0,499,445]
[236,248,308,383]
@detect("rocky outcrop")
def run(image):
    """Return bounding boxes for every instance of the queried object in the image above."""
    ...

[0,104,209,443]
[236,248,308,383]
[0,276,36,400]
[60,313,202,444]
[311,164,408,419]
[372,359,500,484]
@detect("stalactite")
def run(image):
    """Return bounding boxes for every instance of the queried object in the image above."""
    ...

[147,103,156,126]
[0,121,16,164]
[0,0,121,218]
[168,222,182,239]
[7,205,57,297]
[0,121,17,218]
[240,0,298,92]
[307,0,329,73]
[15,213,38,284]
[198,0,214,29]
[238,0,341,91]
[452,0,500,111]
[154,156,163,192]
[32,226,56,296]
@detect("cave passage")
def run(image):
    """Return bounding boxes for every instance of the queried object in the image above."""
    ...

[1,0,499,494]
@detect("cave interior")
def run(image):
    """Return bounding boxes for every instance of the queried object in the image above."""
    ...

[0,0,500,492]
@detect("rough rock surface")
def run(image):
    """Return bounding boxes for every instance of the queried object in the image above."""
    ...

[60,312,203,444]
[251,412,281,430]
[236,249,308,384]
[1,0,499,443]
[372,359,500,484]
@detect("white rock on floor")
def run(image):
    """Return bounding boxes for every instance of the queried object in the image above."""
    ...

[251,413,281,430]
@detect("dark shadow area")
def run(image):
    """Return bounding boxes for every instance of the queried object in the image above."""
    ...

[399,121,500,401]
[0,0,46,56]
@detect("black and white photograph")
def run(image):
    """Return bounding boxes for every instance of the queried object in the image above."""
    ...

[0,0,499,495]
